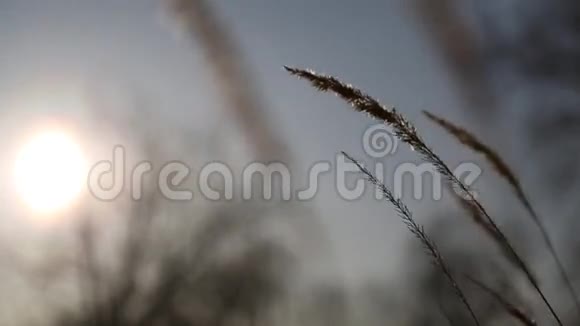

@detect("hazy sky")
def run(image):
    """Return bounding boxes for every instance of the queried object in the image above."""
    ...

[0,0,473,285]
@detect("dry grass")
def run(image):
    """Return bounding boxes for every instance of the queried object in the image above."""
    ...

[286,66,567,325]
[342,152,480,326]
[169,0,289,162]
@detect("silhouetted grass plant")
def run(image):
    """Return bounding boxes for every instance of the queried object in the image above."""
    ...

[286,66,569,325]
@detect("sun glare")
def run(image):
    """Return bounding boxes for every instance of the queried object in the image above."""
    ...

[14,130,87,214]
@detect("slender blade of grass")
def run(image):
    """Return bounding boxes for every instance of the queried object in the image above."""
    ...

[465,275,537,326]
[343,152,480,326]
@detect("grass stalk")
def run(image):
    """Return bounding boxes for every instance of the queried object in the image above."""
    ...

[343,152,480,326]
[285,66,563,325]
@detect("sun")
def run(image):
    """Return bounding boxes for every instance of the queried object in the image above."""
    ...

[14,130,88,214]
